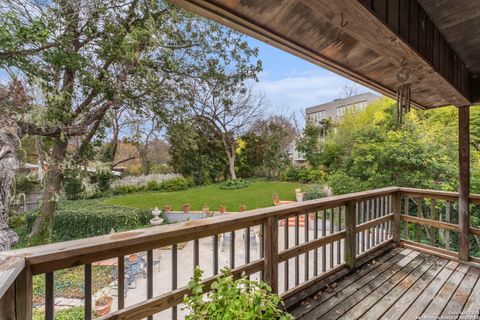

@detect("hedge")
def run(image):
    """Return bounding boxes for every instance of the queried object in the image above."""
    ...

[112,176,194,195]
[26,199,152,242]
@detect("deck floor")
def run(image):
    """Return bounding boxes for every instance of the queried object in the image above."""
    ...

[290,247,480,320]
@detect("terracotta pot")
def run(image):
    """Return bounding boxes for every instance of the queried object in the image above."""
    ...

[94,297,113,316]
[182,205,190,213]
[239,205,247,212]
[164,205,172,213]
[219,206,226,213]
[128,254,138,262]
[203,206,209,213]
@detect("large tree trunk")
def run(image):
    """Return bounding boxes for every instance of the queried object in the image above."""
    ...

[227,145,237,180]
[29,139,68,244]
[0,131,20,251]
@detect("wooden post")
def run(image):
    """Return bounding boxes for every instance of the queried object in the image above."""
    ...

[392,192,401,243]
[345,201,356,269]
[458,105,470,261]
[15,267,32,320]
[264,216,278,293]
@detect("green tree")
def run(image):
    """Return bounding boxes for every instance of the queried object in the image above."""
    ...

[0,0,261,243]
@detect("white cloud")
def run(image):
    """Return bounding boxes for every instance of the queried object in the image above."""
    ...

[259,74,352,114]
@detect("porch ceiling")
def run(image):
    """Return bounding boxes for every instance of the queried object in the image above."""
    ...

[170,0,480,109]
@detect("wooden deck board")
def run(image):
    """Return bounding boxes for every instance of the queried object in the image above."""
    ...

[291,248,480,320]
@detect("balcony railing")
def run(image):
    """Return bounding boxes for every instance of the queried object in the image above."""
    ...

[1,187,480,319]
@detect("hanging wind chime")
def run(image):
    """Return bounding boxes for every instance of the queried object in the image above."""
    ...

[396,58,411,127]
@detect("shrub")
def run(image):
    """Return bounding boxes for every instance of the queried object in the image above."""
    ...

[96,164,113,193]
[303,184,327,201]
[183,267,293,320]
[63,171,85,200]
[327,171,367,195]
[281,167,326,184]
[219,179,251,190]
[26,200,151,242]
[111,184,145,195]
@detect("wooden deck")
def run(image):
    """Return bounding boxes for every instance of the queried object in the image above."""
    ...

[290,248,480,320]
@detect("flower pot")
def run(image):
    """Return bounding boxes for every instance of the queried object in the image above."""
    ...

[296,192,304,202]
[203,206,210,214]
[164,205,172,213]
[239,205,246,212]
[219,207,226,213]
[182,205,190,213]
[128,254,139,262]
[94,297,113,316]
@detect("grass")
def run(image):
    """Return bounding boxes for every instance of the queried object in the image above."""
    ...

[32,265,114,304]
[103,181,306,211]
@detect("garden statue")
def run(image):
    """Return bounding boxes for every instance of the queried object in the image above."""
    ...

[0,129,20,251]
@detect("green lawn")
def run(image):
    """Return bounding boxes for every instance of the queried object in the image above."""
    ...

[103,181,306,211]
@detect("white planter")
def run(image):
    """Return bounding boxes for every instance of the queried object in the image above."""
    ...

[296,192,304,202]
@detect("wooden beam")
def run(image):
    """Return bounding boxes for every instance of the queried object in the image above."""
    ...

[263,216,279,293]
[458,105,470,261]
[344,200,356,269]
[169,0,471,108]
[392,192,401,243]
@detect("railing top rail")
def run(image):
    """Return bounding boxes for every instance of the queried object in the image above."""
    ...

[399,187,480,204]
[0,187,399,275]
[0,256,25,298]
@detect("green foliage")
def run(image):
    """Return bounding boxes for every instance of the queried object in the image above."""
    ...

[26,200,151,242]
[237,116,295,178]
[95,164,113,193]
[327,171,367,195]
[219,179,251,190]
[33,307,84,320]
[183,267,293,320]
[303,184,327,201]
[63,169,86,200]
[280,167,326,184]
[15,172,40,193]
[112,177,194,195]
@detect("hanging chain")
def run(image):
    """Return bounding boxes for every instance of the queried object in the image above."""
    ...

[396,58,411,127]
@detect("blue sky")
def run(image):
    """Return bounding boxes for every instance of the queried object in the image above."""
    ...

[247,37,376,120]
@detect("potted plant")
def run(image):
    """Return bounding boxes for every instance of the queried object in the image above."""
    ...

[202,205,210,214]
[295,189,304,202]
[183,267,293,319]
[272,193,280,206]
[182,204,190,213]
[239,204,247,212]
[93,288,113,316]
[164,204,172,213]
[219,205,226,213]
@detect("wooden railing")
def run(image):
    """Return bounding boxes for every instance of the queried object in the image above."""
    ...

[1,186,479,319]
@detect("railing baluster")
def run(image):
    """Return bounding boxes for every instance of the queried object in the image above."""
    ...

[366,200,371,250]
[304,211,309,281]
[284,217,289,291]
[245,227,251,264]
[381,197,385,242]
[118,256,125,310]
[445,201,451,250]
[194,239,200,268]
[260,224,264,281]
[361,202,365,253]
[375,198,380,245]
[336,207,341,265]
[322,210,326,272]
[147,250,153,320]
[313,211,318,277]
[85,264,92,320]
[393,193,401,243]
[45,272,54,320]
[213,235,218,275]
[230,231,235,269]
[416,198,422,243]
[330,208,334,269]
[356,203,360,255]
[403,196,409,240]
[430,199,436,246]
[172,244,177,320]
[294,213,299,286]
